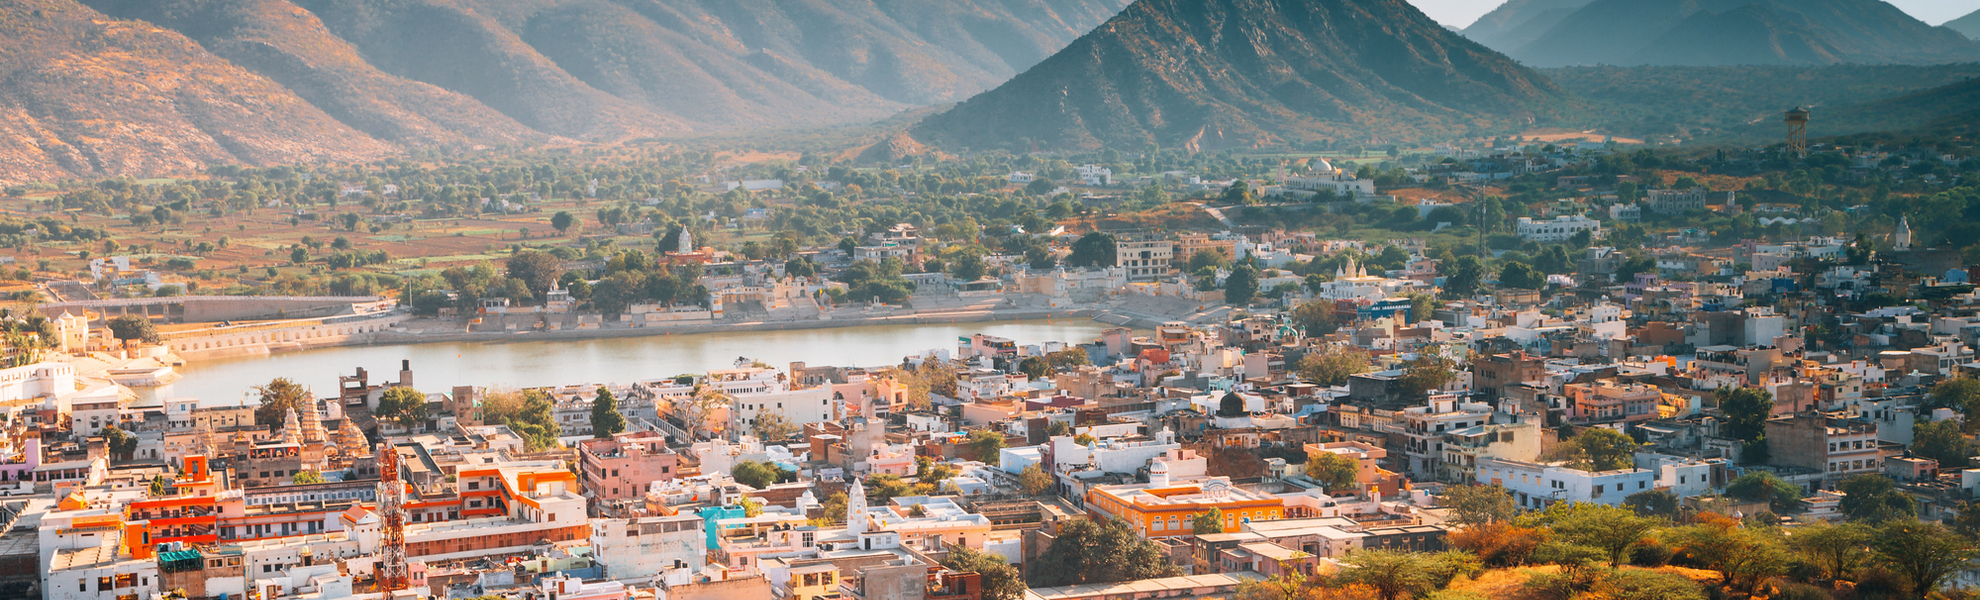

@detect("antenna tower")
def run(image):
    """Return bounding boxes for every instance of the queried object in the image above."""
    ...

[375,443,409,592]
[1785,107,1810,157]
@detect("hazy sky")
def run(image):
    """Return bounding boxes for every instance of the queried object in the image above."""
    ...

[1409,0,1980,28]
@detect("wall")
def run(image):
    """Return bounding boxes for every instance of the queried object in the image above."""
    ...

[165,313,408,361]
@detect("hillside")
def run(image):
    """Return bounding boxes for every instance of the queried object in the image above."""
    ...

[0,0,394,184]
[910,0,1570,152]
[1825,76,1980,140]
[1543,64,1980,141]
[1460,0,1593,53]
[1949,9,1980,40]
[0,0,1132,181]
[1507,0,1980,68]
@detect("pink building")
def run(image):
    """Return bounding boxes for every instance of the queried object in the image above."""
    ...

[579,431,680,501]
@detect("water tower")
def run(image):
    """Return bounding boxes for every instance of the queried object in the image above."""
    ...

[1785,107,1810,157]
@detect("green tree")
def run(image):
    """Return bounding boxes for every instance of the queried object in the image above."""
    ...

[1019,463,1053,497]
[1442,484,1518,526]
[1560,428,1637,471]
[733,460,791,489]
[292,470,324,485]
[1297,344,1372,386]
[965,429,1006,462]
[106,315,159,346]
[1928,377,1980,428]
[591,387,626,438]
[1873,519,1980,596]
[1224,264,1260,305]
[1623,489,1680,518]
[251,377,310,429]
[1666,522,1790,594]
[1498,262,1546,290]
[1724,471,1802,513]
[1186,249,1231,273]
[1026,517,1181,587]
[751,411,795,442]
[1787,522,1872,580]
[505,251,565,301]
[1444,256,1486,298]
[1396,348,1459,397]
[103,425,138,460]
[506,390,561,451]
[1290,300,1339,336]
[1305,451,1358,493]
[1840,474,1914,523]
[1335,550,1463,600]
[1018,356,1051,380]
[1193,508,1226,534]
[1716,387,1774,442]
[1065,232,1117,268]
[551,211,576,234]
[1221,179,1256,205]
[1911,419,1974,468]
[942,546,1024,600]
[1533,503,1660,567]
[375,387,431,431]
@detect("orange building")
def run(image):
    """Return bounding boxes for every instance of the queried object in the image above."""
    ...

[1084,468,1284,538]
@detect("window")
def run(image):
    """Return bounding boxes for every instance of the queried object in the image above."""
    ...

[99,577,112,590]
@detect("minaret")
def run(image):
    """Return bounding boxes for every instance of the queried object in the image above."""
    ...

[1895,216,1912,252]
[299,400,325,444]
[846,479,870,534]
[679,228,694,254]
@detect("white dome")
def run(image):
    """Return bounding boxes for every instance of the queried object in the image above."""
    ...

[1150,460,1170,473]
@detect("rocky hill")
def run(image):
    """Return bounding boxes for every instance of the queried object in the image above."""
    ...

[1459,0,1593,53]
[910,0,1569,152]
[1,0,1132,182]
[1506,0,1980,68]
[1948,9,1980,40]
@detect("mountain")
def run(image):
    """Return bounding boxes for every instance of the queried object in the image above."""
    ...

[1949,9,1980,40]
[1,0,1132,182]
[1460,0,1594,52]
[0,0,394,184]
[910,0,1568,152]
[1825,76,1980,139]
[1507,0,1980,68]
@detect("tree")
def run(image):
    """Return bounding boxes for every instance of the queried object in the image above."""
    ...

[1335,550,1451,600]
[551,211,576,234]
[733,460,790,489]
[1018,356,1051,380]
[1298,345,1372,386]
[1928,377,1980,427]
[1666,521,1790,594]
[292,470,324,485]
[675,387,729,440]
[1065,232,1118,268]
[591,387,626,438]
[106,315,159,346]
[1306,451,1359,493]
[1026,517,1181,587]
[1221,179,1256,205]
[1224,265,1260,305]
[1290,300,1340,336]
[1725,471,1802,513]
[1187,249,1231,273]
[1872,519,1979,596]
[1443,256,1486,298]
[752,412,796,442]
[1448,521,1547,567]
[942,546,1024,600]
[965,429,1006,462]
[1911,419,1974,468]
[376,387,431,431]
[1019,463,1053,497]
[1441,485,1518,527]
[1840,474,1915,523]
[738,496,764,518]
[1396,349,1459,397]
[505,251,565,301]
[1559,428,1636,471]
[104,425,138,460]
[1194,508,1226,534]
[506,390,561,450]
[1498,262,1546,290]
[1787,522,1872,580]
[252,378,310,429]
[1717,386,1774,463]
[1623,489,1680,518]
[1536,503,1660,567]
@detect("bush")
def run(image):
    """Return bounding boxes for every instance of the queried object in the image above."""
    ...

[1773,583,1835,600]
[1630,541,1675,567]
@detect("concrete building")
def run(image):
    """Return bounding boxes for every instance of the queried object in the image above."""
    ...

[1765,413,1883,485]
[1116,237,1175,282]
[579,431,681,501]
[1515,216,1601,243]
[1476,457,1656,509]
[589,514,705,580]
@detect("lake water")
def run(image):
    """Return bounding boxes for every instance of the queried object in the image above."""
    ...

[161,319,1120,405]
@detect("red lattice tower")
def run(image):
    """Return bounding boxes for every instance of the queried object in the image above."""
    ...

[376,443,410,592]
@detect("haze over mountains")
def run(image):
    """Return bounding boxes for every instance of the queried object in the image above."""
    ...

[0,0,1131,181]
[1467,0,1980,67]
[1948,9,1980,40]
[911,0,1567,152]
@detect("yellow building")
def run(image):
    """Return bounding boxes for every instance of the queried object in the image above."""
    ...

[786,563,840,600]
[1085,466,1283,538]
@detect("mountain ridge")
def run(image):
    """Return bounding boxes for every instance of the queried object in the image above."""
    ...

[1505,0,1980,68]
[910,0,1570,152]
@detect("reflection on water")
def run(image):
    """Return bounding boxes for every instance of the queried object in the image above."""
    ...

[160,319,1120,405]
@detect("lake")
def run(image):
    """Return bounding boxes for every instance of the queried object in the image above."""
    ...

[160,318,1120,404]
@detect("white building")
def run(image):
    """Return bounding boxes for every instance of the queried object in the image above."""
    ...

[1515,216,1602,243]
[1075,165,1113,186]
[709,368,835,436]
[1476,457,1656,510]
[590,514,706,580]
